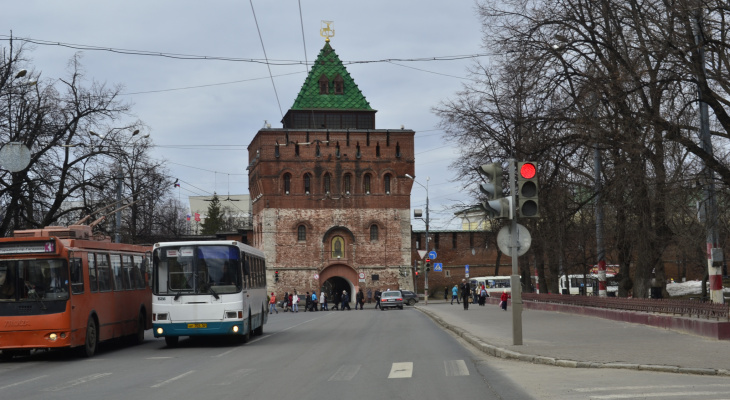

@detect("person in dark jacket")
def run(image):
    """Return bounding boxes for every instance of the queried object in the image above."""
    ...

[341,290,351,310]
[374,288,382,309]
[355,289,365,310]
[460,279,471,310]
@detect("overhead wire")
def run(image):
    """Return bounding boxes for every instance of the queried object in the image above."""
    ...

[248,0,283,118]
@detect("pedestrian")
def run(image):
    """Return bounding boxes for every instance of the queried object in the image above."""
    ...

[479,285,487,306]
[331,291,340,310]
[374,288,382,309]
[292,291,299,313]
[500,289,510,311]
[304,291,311,312]
[444,287,448,300]
[460,279,470,310]
[310,291,318,311]
[320,291,328,311]
[287,292,293,312]
[282,291,289,312]
[355,288,365,310]
[269,292,279,314]
[451,284,460,304]
[367,288,373,304]
[341,290,351,310]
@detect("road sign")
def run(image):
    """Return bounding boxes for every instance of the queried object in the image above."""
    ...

[417,250,427,259]
[465,264,469,273]
[314,274,319,280]
[359,272,365,279]
[428,251,437,260]
[433,263,443,272]
[497,224,532,256]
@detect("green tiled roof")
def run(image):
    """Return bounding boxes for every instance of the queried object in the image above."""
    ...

[290,41,373,110]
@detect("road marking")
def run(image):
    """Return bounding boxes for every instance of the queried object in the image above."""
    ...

[0,375,48,390]
[573,383,730,392]
[444,360,469,376]
[388,362,413,379]
[146,357,174,359]
[328,364,361,381]
[151,370,196,388]
[44,373,112,392]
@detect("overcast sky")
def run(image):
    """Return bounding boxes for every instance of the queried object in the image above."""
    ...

[2,1,487,230]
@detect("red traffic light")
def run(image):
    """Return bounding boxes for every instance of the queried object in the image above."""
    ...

[415,271,419,276]
[425,258,430,263]
[520,162,536,179]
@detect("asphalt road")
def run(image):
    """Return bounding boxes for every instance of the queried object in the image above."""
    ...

[2,307,728,400]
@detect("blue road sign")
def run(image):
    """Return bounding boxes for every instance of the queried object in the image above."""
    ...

[428,251,437,260]
[465,264,469,273]
[433,263,443,272]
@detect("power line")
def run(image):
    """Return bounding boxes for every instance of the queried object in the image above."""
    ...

[250,0,284,118]
[0,35,489,66]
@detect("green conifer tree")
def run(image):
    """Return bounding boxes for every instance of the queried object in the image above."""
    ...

[200,193,224,235]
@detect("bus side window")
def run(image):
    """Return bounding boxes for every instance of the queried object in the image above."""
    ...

[110,254,125,290]
[97,253,112,292]
[70,257,84,294]
[133,255,145,289]
[88,253,98,293]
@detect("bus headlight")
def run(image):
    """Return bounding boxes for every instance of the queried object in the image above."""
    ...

[232,325,239,333]
[48,333,58,341]
[156,327,164,335]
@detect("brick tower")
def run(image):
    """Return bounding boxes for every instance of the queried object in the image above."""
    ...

[247,39,415,301]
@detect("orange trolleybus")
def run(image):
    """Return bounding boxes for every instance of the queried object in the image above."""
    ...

[0,224,152,359]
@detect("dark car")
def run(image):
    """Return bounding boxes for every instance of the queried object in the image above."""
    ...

[401,290,418,306]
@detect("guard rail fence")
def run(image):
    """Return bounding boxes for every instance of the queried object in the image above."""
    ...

[522,293,730,320]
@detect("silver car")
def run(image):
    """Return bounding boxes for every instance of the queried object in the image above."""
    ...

[380,290,404,310]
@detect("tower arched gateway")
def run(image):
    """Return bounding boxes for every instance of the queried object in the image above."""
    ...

[319,264,357,305]
[248,37,416,298]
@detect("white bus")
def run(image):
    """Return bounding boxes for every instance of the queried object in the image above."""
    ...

[151,241,267,346]
[470,276,513,297]
[559,273,618,295]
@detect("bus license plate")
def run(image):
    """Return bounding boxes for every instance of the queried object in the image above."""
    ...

[187,323,207,329]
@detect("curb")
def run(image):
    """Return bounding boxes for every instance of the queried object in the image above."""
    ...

[416,306,730,377]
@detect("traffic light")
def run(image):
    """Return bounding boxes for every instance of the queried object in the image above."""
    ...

[274,270,279,283]
[425,262,431,272]
[477,163,512,219]
[517,161,539,218]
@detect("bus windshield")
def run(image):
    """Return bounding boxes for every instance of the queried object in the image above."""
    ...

[154,245,242,296]
[0,259,69,301]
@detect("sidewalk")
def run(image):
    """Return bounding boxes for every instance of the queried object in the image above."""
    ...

[415,299,730,376]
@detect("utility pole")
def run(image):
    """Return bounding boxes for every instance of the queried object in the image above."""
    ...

[115,169,123,243]
[508,159,523,345]
[694,10,724,303]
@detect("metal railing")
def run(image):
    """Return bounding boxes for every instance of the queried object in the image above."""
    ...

[522,293,730,320]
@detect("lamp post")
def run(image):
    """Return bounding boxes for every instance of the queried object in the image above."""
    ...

[406,173,429,305]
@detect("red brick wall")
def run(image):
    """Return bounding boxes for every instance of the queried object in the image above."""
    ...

[249,128,416,295]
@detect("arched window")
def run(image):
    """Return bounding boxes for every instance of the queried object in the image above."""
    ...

[343,174,351,194]
[331,236,344,258]
[363,174,371,194]
[334,75,344,94]
[370,225,379,241]
[304,173,312,194]
[283,173,291,194]
[319,74,329,94]
[297,225,306,241]
[323,173,331,194]
[384,174,392,195]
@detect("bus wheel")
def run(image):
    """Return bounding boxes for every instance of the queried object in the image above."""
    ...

[133,312,146,344]
[83,317,98,358]
[164,336,179,347]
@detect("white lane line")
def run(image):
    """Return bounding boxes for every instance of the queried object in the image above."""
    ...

[146,357,174,359]
[0,375,48,390]
[388,362,413,379]
[151,370,196,388]
[328,364,361,381]
[44,373,112,392]
[444,360,469,376]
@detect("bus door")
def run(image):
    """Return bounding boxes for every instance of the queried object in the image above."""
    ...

[68,252,89,347]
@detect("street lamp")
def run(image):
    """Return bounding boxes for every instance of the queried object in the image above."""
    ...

[406,173,430,305]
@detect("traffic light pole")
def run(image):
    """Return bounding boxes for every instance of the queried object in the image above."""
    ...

[509,158,523,345]
[424,188,430,305]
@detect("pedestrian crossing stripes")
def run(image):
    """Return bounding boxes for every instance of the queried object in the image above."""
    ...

[387,362,413,379]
